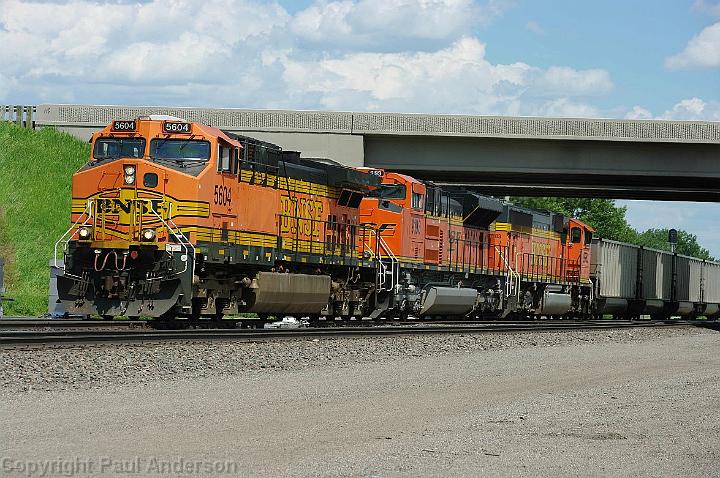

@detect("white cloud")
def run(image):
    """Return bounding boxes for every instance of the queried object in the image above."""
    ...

[0,0,292,103]
[665,21,720,69]
[625,105,653,120]
[623,98,720,121]
[291,0,510,49]
[0,0,613,115]
[533,98,600,118]
[279,37,611,114]
[536,66,613,96]
[662,97,720,120]
[0,73,13,102]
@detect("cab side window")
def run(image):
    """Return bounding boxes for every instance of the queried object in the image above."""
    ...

[584,229,593,245]
[570,227,582,244]
[411,192,423,210]
[218,144,232,172]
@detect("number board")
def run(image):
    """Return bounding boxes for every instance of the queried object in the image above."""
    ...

[163,122,192,134]
[111,120,136,132]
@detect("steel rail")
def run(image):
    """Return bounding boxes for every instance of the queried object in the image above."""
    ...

[0,317,702,328]
[1,321,713,346]
[0,319,146,328]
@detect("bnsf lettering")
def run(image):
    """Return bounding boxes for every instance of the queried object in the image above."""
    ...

[279,196,323,237]
[98,199,165,215]
[532,242,551,256]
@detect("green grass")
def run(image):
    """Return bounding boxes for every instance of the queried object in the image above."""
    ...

[0,122,89,315]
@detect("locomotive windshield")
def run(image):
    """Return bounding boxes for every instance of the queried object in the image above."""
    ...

[93,138,146,160]
[150,139,211,164]
[367,184,407,200]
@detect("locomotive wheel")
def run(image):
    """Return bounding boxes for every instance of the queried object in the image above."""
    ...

[186,298,203,327]
[212,299,231,328]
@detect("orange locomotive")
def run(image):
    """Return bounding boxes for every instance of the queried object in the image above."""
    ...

[358,169,594,319]
[56,115,380,323]
[56,117,594,323]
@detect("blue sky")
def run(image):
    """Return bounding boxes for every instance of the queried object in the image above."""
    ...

[483,1,719,115]
[1,0,719,252]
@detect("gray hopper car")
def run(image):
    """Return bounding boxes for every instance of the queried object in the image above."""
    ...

[590,238,720,318]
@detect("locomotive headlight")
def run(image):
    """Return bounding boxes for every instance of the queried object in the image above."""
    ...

[124,165,136,185]
[141,228,156,241]
[78,226,92,240]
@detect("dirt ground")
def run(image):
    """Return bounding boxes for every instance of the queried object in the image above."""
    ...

[2,327,719,476]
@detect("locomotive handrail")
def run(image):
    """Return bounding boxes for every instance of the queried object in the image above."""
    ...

[276,213,373,265]
[495,245,520,300]
[147,203,195,279]
[377,235,399,292]
[54,199,95,270]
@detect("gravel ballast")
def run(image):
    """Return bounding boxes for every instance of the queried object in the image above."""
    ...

[0,325,711,394]
[2,326,719,476]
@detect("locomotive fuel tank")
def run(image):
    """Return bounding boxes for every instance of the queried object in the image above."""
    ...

[245,272,331,314]
[418,286,478,316]
[538,288,572,316]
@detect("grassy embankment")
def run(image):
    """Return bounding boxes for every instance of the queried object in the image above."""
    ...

[0,122,89,315]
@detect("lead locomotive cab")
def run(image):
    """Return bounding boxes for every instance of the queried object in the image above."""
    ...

[55,115,246,320]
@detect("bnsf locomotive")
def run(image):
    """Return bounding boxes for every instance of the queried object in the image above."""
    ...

[56,116,716,325]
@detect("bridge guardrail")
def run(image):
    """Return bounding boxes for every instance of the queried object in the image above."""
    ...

[0,105,36,129]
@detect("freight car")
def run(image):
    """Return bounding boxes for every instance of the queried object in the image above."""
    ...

[56,116,672,326]
[591,238,720,318]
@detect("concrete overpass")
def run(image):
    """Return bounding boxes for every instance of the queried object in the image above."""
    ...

[36,104,720,201]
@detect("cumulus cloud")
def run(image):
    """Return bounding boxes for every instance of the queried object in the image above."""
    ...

[625,98,720,121]
[279,37,611,114]
[535,66,613,96]
[0,0,613,116]
[0,73,14,102]
[291,0,509,50]
[661,97,720,120]
[665,21,720,69]
[625,105,653,120]
[532,98,600,118]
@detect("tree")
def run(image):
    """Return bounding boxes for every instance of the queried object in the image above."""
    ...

[510,197,637,243]
[635,228,714,260]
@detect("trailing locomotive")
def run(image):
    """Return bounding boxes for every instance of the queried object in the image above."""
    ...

[55,117,715,325]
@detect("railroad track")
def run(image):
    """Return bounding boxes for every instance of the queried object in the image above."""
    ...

[1,320,715,346]
[0,319,146,328]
